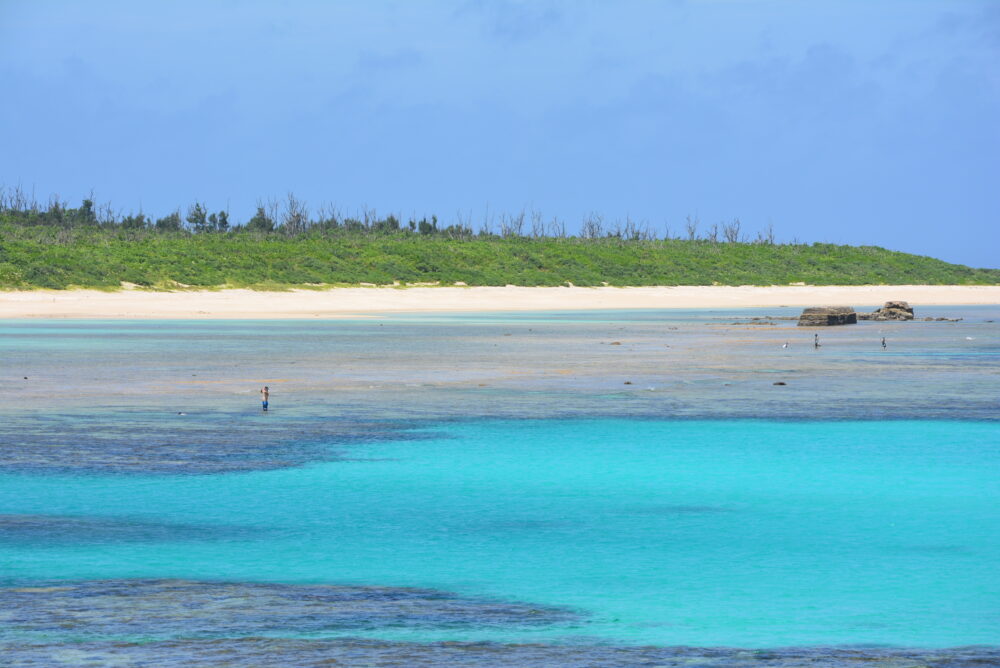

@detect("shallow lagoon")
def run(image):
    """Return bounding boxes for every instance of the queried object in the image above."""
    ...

[2,418,999,648]
[1,308,998,663]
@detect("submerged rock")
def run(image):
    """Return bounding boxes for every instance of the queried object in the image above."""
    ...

[797,306,857,326]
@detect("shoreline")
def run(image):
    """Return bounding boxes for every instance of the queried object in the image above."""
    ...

[1,285,998,319]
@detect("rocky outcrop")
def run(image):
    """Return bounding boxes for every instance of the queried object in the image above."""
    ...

[857,301,914,321]
[797,306,857,326]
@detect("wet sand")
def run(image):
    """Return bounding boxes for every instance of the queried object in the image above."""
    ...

[1,285,998,318]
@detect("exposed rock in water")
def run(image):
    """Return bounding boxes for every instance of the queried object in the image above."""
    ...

[857,301,915,321]
[797,306,857,326]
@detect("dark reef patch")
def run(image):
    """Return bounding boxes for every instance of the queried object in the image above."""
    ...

[0,514,265,546]
[0,410,425,475]
[2,579,995,667]
[3,638,997,667]
[0,579,579,639]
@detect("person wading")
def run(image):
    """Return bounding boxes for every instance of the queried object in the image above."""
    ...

[260,385,269,412]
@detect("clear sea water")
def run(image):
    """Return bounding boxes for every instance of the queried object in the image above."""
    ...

[1,308,998,660]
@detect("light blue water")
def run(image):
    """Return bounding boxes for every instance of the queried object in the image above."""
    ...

[2,418,998,647]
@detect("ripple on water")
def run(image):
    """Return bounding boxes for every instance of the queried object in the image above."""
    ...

[628,504,737,515]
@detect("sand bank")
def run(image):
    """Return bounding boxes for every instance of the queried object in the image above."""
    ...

[1,285,997,319]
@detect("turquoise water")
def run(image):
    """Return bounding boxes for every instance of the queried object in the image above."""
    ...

[2,418,998,647]
[1,310,999,658]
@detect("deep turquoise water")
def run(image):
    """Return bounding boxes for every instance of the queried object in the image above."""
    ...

[2,418,998,647]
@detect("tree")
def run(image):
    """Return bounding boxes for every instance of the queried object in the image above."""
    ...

[530,210,545,238]
[186,203,209,232]
[280,193,309,235]
[73,199,98,227]
[581,213,604,239]
[246,206,274,232]
[418,217,436,235]
[685,215,699,241]
[499,211,525,237]
[207,210,229,232]
[722,218,742,243]
[372,214,400,234]
[155,211,182,231]
[121,213,148,230]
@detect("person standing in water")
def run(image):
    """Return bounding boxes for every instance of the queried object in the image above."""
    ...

[260,385,269,412]
[881,336,887,350]
[814,333,820,349]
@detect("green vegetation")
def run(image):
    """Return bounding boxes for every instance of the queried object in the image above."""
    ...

[1,190,996,289]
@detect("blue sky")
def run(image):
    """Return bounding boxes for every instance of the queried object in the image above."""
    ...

[1,0,997,266]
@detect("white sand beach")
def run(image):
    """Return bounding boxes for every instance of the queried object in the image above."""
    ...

[1,285,998,319]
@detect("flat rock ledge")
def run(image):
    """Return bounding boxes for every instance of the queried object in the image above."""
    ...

[797,306,858,327]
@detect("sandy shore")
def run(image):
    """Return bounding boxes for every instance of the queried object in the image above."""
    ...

[1,285,998,319]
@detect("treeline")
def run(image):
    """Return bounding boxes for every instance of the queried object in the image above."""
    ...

[2,187,998,290]
[0,187,774,243]
[2,228,998,289]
